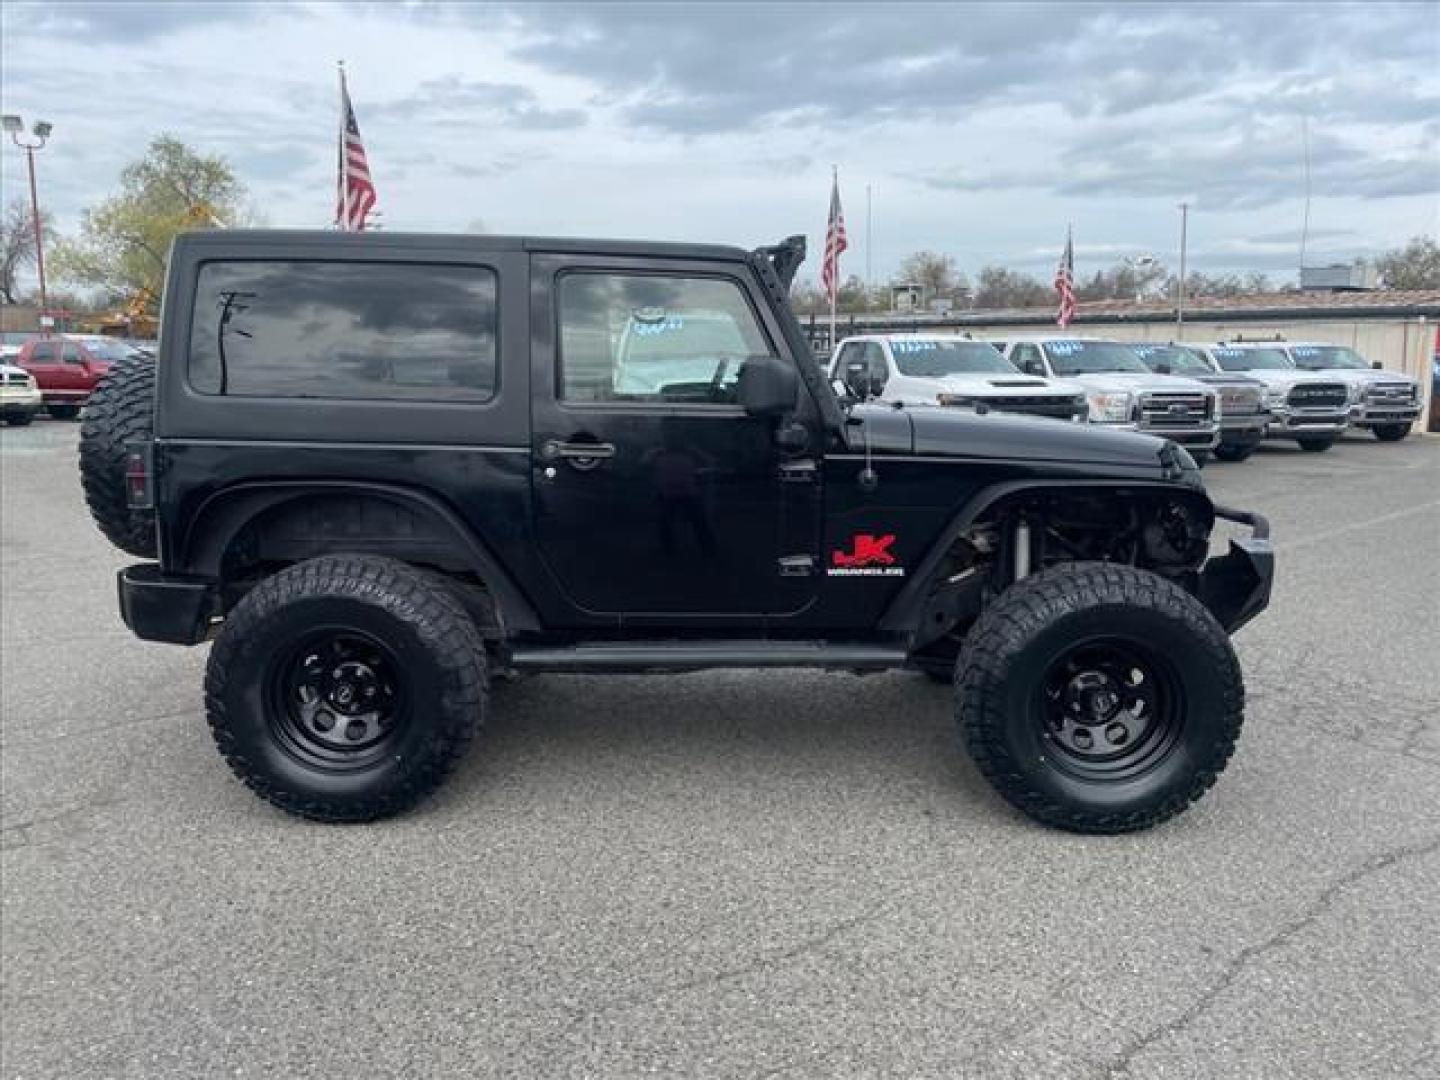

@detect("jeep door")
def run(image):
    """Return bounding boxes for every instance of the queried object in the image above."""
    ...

[529,255,815,621]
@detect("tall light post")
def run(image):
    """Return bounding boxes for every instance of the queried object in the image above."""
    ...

[1176,201,1190,334]
[3,114,53,318]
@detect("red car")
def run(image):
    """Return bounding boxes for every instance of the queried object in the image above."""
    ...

[14,336,138,419]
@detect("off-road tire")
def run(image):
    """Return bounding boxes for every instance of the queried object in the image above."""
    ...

[205,555,488,822]
[79,354,157,557]
[957,562,1243,834]
[1212,442,1255,463]
[1296,436,1335,453]
[1372,423,1411,442]
[1189,450,1210,468]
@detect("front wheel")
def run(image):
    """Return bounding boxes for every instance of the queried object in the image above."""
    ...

[1296,436,1335,453]
[1372,423,1411,442]
[205,556,488,822]
[956,563,1243,833]
[4,412,34,427]
[1212,442,1255,463]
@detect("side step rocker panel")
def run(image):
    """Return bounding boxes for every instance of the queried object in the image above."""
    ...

[507,642,907,674]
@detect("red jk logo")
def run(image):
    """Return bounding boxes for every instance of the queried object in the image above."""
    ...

[832,534,898,568]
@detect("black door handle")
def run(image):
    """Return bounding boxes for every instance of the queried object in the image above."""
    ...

[541,440,617,463]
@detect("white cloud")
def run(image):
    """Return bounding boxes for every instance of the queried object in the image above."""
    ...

[0,0,1435,292]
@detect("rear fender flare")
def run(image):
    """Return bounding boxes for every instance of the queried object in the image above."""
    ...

[178,480,541,632]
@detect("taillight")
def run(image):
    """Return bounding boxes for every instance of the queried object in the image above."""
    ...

[124,442,154,510]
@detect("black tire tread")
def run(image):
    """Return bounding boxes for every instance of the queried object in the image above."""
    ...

[79,354,158,557]
[957,562,1244,834]
[204,555,488,822]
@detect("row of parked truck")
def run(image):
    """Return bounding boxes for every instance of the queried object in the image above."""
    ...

[826,334,1424,463]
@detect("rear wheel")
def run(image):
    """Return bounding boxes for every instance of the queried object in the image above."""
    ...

[957,563,1243,833]
[1372,423,1411,442]
[1212,442,1255,463]
[205,556,488,822]
[48,403,79,420]
[4,412,34,427]
[1296,436,1335,453]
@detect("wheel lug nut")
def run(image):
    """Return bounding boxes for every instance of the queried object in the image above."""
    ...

[1106,723,1129,745]
[1073,730,1093,750]
[345,720,367,741]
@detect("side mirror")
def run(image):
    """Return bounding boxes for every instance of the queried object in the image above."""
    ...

[1154,362,1172,375]
[1371,361,1382,370]
[737,355,798,418]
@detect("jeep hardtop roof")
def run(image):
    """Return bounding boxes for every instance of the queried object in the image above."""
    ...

[172,228,754,263]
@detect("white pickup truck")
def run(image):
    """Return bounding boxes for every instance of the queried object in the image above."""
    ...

[830,335,1086,421]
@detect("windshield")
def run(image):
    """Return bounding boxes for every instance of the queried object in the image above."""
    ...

[1132,344,1213,375]
[1043,340,1150,375]
[1211,346,1293,371]
[891,339,1016,377]
[77,339,139,363]
[1289,344,1368,370]
[620,314,750,365]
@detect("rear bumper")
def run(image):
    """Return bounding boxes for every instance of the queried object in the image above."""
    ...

[1199,505,1273,633]
[117,564,216,645]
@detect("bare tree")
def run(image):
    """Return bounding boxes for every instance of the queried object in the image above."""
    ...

[1376,235,1440,289]
[0,198,52,305]
[896,251,958,300]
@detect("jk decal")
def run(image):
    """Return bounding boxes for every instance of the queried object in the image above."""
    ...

[828,533,905,577]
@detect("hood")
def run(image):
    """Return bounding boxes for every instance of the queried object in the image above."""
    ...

[1294,366,1417,387]
[1218,368,1324,391]
[851,403,1173,472]
[1065,371,1211,394]
[927,373,1079,398]
[1185,372,1264,389]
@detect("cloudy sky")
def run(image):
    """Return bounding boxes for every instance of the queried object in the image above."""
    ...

[2,1,1436,290]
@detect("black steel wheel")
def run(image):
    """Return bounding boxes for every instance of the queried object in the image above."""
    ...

[1038,639,1183,780]
[957,562,1243,833]
[206,555,488,822]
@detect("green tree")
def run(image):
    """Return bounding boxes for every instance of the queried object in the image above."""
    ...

[52,135,248,311]
[1375,235,1440,289]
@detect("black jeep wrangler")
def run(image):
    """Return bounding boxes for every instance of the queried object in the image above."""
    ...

[81,230,1272,833]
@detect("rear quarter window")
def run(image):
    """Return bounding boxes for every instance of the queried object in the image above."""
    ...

[187,260,498,401]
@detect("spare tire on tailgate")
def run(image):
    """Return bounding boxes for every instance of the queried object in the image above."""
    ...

[80,353,158,558]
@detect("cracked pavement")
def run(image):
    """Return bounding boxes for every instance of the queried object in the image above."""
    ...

[3,420,1438,1079]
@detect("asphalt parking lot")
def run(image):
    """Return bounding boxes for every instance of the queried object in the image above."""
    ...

[2,418,1437,1079]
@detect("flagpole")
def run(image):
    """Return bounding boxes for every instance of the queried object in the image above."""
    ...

[337,61,349,230]
[829,165,838,352]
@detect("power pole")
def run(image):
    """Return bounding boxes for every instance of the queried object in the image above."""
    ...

[1176,201,1190,334]
[865,183,873,295]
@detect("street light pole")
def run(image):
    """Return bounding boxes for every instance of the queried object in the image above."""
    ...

[3,115,53,319]
[1176,201,1189,334]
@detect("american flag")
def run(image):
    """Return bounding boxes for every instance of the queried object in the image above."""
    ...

[821,170,848,306]
[336,65,378,231]
[1054,226,1076,327]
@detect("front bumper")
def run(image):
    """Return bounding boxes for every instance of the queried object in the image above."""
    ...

[0,389,43,416]
[1265,407,1349,437]
[118,564,217,645]
[1352,403,1421,425]
[1199,505,1273,633]
[1218,412,1268,437]
[1104,421,1219,450]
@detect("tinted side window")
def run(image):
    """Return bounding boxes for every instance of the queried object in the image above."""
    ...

[558,273,770,405]
[62,344,86,365]
[27,342,56,363]
[1013,345,1044,374]
[188,261,497,401]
